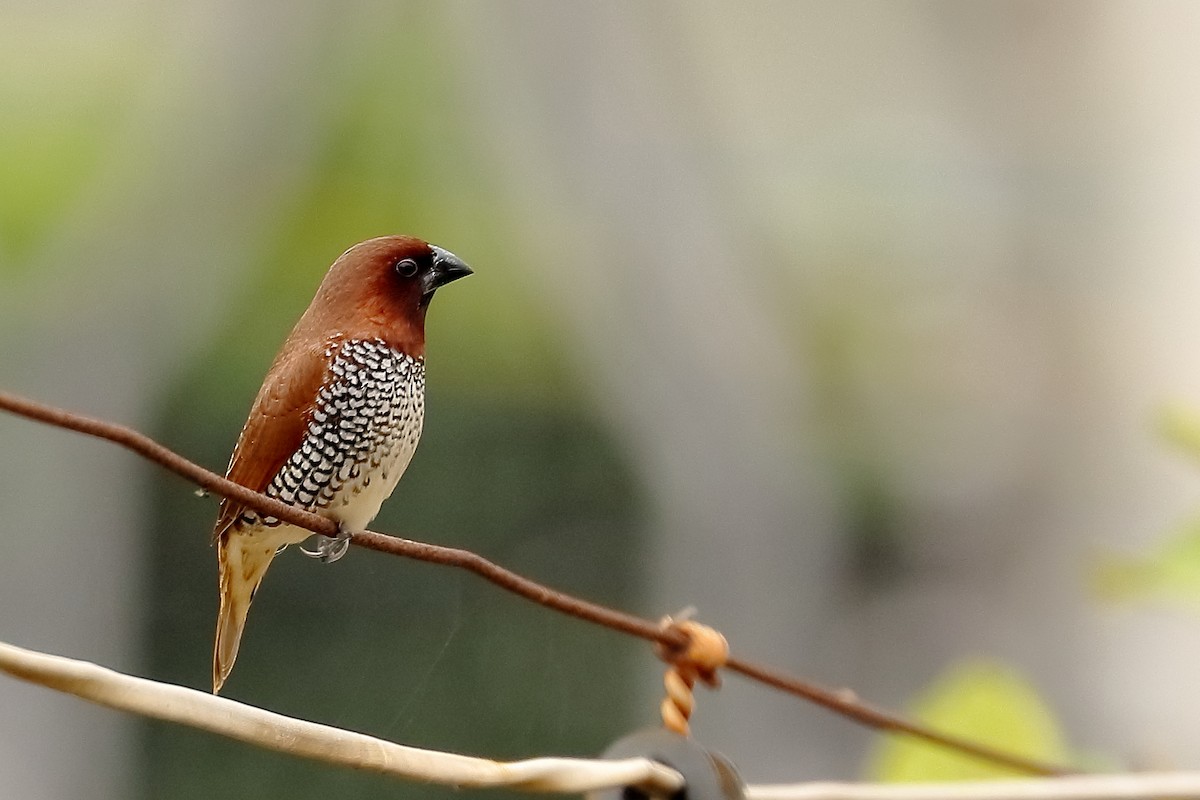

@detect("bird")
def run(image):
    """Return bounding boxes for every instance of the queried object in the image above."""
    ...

[211,235,472,694]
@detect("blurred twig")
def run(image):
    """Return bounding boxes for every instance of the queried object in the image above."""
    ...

[0,389,1073,777]
[746,775,1200,800]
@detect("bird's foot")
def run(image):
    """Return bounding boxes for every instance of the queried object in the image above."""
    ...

[301,525,352,563]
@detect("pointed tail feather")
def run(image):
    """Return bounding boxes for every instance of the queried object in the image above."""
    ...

[213,534,277,694]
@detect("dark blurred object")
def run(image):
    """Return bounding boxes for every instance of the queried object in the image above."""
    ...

[589,728,745,800]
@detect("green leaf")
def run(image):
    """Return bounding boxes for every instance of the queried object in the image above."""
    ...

[1157,404,1200,464]
[1090,405,1200,610]
[867,661,1070,781]
[1092,521,1200,608]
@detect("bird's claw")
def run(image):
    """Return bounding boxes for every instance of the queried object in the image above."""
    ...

[301,527,352,563]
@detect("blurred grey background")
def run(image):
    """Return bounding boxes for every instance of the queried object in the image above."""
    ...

[3,1,1200,798]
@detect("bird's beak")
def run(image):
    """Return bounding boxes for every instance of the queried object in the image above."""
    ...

[425,246,473,296]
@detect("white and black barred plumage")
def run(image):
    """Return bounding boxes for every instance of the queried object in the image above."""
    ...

[247,337,425,530]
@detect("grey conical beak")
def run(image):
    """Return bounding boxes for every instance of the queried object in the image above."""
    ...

[428,245,473,291]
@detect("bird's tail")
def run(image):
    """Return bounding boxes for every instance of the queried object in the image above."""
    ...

[213,534,277,694]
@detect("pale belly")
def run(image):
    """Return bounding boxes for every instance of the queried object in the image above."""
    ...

[328,433,420,531]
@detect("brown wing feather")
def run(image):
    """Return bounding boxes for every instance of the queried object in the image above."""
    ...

[212,339,332,543]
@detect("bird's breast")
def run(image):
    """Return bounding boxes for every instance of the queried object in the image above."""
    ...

[247,337,425,536]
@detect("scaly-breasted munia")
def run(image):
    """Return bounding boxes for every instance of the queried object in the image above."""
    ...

[211,235,471,694]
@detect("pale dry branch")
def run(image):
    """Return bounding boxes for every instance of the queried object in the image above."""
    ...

[0,640,683,795]
[7,638,1194,800]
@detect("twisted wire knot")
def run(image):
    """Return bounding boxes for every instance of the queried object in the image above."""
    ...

[655,617,729,736]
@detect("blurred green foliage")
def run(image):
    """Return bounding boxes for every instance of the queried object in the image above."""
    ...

[1158,404,1200,465]
[1093,522,1200,609]
[0,24,144,264]
[867,661,1071,781]
[1091,405,1200,609]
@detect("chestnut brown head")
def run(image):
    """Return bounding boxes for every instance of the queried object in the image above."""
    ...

[297,235,472,353]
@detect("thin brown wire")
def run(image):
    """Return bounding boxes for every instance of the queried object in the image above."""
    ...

[0,389,1073,777]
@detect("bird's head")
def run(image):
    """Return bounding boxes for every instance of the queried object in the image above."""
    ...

[303,235,473,353]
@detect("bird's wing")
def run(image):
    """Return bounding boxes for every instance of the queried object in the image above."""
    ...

[212,341,331,543]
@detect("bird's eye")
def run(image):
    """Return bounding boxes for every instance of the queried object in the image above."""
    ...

[395,258,419,278]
